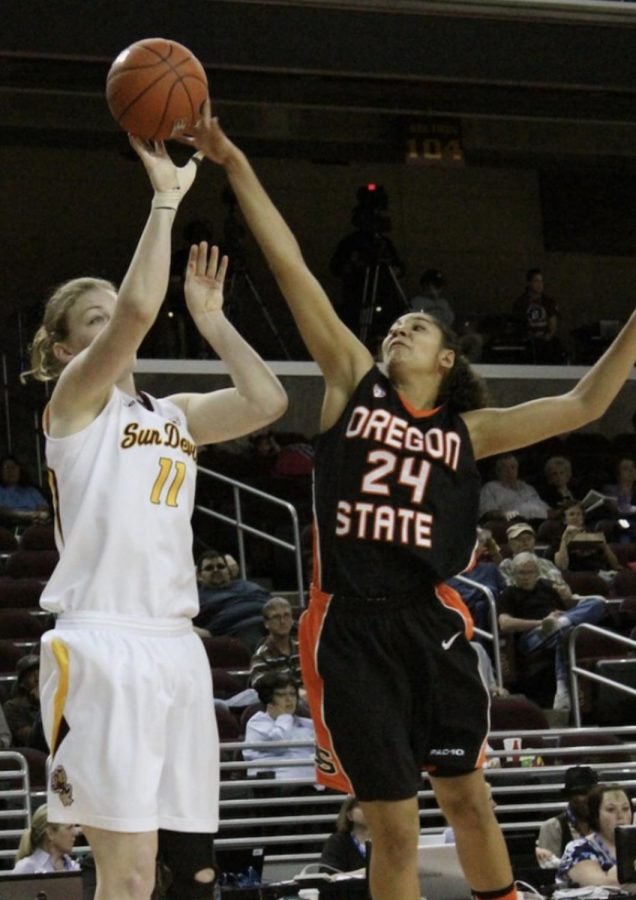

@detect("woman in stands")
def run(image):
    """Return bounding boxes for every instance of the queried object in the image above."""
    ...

[182,106,636,900]
[13,804,79,873]
[321,796,370,873]
[0,454,50,526]
[24,138,287,900]
[557,784,634,888]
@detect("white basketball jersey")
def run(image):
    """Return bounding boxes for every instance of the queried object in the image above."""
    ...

[42,388,199,618]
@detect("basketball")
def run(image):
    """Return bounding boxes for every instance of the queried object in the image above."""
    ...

[106,38,208,141]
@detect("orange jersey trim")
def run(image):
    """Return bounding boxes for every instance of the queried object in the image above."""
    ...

[435,581,474,641]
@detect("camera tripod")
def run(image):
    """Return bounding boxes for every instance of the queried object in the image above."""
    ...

[224,260,292,360]
[359,261,409,347]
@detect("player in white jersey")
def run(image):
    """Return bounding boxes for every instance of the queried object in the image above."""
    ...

[24,137,287,900]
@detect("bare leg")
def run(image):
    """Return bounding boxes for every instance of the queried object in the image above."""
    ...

[359,796,421,900]
[82,826,157,900]
[430,770,514,895]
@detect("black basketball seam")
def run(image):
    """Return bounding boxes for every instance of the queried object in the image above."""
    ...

[153,78,190,141]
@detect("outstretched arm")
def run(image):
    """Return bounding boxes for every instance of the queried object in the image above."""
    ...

[50,140,202,432]
[167,243,287,446]
[464,309,636,459]
[179,105,374,430]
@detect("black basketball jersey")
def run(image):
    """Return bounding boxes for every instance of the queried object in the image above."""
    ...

[313,367,480,597]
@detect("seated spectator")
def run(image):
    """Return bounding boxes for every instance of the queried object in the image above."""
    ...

[243,673,316,782]
[500,522,606,606]
[320,796,369,872]
[3,654,48,751]
[553,502,621,578]
[498,552,606,710]
[409,269,455,327]
[536,766,598,867]
[12,804,79,873]
[603,456,636,541]
[0,454,50,527]
[448,527,505,633]
[557,783,634,888]
[512,268,564,364]
[479,454,551,523]
[542,456,583,511]
[249,597,302,689]
[193,550,269,651]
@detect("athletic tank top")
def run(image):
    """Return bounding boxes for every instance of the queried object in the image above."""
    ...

[313,368,480,597]
[41,388,198,618]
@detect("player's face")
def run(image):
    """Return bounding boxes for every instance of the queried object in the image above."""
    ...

[598,791,632,842]
[64,288,118,355]
[381,313,454,374]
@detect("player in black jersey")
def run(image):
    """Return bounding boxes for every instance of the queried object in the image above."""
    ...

[181,107,636,900]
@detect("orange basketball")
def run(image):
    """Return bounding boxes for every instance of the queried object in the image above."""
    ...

[106,38,208,141]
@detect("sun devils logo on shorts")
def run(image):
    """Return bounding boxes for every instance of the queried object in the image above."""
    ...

[373,384,386,398]
[50,765,74,807]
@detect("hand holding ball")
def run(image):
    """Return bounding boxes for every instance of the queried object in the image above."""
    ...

[106,38,208,141]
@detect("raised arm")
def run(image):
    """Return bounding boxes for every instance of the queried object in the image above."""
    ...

[167,243,287,445]
[464,309,636,459]
[49,140,201,432]
[180,105,374,430]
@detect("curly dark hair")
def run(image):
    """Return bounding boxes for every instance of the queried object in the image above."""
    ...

[434,320,490,413]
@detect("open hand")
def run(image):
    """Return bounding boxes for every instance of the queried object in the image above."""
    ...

[184,242,229,317]
[175,99,238,165]
[128,135,203,195]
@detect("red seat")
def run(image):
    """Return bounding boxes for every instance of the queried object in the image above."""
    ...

[212,668,244,700]
[0,527,19,553]
[556,731,632,765]
[0,609,50,640]
[490,696,551,732]
[5,550,58,579]
[215,706,241,741]
[563,571,610,597]
[0,577,44,609]
[200,635,251,669]
[613,569,636,598]
[611,544,636,567]
[19,524,56,551]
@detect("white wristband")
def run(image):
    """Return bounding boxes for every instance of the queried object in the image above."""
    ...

[151,188,181,211]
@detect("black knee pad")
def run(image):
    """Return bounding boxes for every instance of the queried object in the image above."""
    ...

[157,830,217,899]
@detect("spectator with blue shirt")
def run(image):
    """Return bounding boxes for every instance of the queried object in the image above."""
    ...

[0,455,50,526]
[557,784,634,888]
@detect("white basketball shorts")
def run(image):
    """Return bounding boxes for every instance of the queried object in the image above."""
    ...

[40,612,219,833]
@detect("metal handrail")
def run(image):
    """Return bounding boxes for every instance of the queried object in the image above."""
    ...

[454,574,503,687]
[0,751,31,861]
[567,623,636,726]
[196,465,306,606]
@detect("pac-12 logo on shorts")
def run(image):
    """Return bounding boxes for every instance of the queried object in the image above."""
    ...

[50,765,74,806]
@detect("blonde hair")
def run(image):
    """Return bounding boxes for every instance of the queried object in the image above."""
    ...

[22,277,115,383]
[15,804,60,862]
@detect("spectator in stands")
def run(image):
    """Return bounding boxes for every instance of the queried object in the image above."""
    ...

[541,456,583,511]
[479,454,551,523]
[500,522,575,600]
[498,553,606,710]
[243,673,316,782]
[410,269,455,327]
[448,527,505,634]
[321,796,370,872]
[553,501,621,577]
[249,597,302,689]
[603,456,636,541]
[556,783,634,888]
[12,803,80,873]
[0,455,50,527]
[193,549,269,650]
[3,655,47,751]
[512,268,564,364]
[535,766,598,867]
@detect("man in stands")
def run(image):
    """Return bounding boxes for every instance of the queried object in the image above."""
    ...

[249,596,302,689]
[498,553,606,710]
[193,549,269,651]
